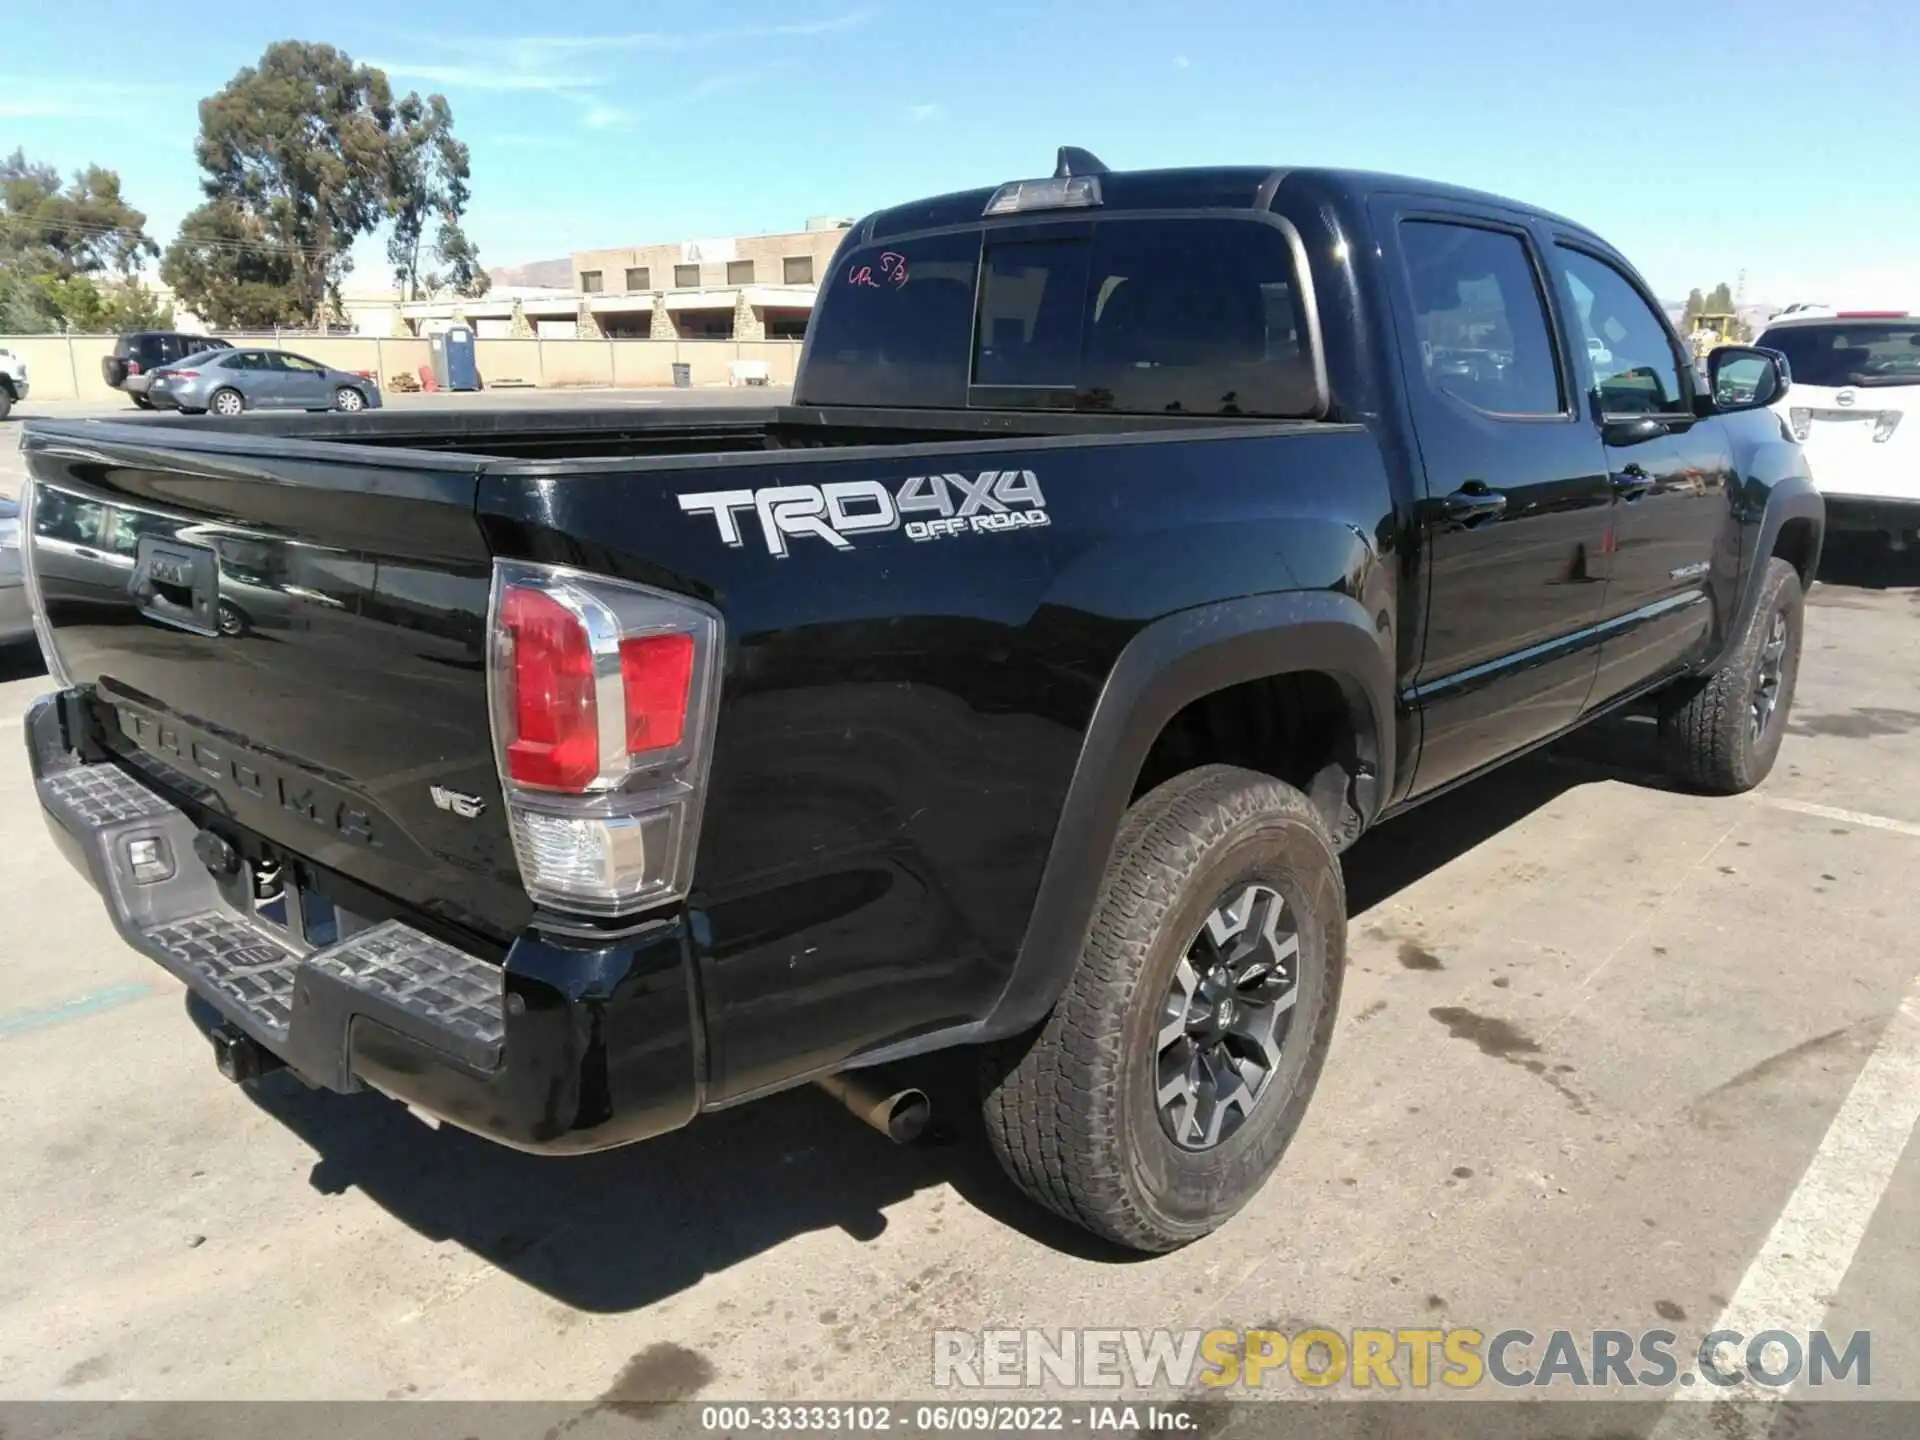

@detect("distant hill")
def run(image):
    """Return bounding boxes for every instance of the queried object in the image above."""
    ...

[488,258,573,289]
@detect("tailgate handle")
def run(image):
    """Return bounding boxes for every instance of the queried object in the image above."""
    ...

[131,538,220,637]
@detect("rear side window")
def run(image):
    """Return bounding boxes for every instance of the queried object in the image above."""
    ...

[802,218,1318,416]
[1755,322,1920,388]
[1400,221,1564,416]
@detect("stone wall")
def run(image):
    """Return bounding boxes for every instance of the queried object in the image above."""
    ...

[0,334,803,401]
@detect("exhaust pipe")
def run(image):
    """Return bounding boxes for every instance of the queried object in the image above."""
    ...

[816,1067,931,1144]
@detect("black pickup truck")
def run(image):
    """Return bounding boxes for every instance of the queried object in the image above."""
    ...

[18,153,1820,1252]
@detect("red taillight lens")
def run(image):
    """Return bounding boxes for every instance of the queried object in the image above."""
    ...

[127,360,142,375]
[172,370,199,379]
[501,585,600,790]
[620,633,694,753]
[486,561,722,917]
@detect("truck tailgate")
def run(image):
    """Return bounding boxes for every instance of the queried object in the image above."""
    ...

[21,425,529,942]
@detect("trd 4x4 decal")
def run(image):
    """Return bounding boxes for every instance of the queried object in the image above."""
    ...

[677,470,1048,557]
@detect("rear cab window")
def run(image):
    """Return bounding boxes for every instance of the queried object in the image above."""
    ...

[801,216,1322,417]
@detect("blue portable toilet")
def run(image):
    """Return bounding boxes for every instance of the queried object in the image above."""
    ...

[431,325,480,392]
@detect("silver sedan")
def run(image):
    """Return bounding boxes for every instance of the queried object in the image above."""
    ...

[147,348,383,417]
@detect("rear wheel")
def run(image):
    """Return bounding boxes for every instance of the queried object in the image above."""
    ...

[0,389,12,422]
[130,393,154,410]
[332,385,366,412]
[980,764,1345,1252]
[1659,556,1805,793]
[208,388,244,418]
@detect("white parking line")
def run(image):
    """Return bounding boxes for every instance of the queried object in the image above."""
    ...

[1758,796,1920,840]
[1651,974,1920,1435]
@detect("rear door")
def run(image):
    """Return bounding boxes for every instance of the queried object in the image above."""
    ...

[1548,244,1733,705]
[224,350,279,406]
[1372,200,1614,796]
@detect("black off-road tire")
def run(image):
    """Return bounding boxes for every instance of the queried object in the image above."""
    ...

[1659,556,1804,794]
[980,764,1346,1252]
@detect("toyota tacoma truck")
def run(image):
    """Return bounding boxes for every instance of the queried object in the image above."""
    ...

[17,153,1821,1252]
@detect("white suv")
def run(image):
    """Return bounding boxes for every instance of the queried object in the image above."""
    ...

[1754,309,1919,549]
[0,346,27,421]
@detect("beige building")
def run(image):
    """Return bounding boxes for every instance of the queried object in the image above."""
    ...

[396,218,857,341]
[567,219,853,340]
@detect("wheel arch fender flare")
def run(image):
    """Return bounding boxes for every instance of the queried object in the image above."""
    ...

[983,590,1394,1038]
[1728,470,1823,659]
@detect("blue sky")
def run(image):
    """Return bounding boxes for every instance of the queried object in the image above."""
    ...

[5,0,1915,305]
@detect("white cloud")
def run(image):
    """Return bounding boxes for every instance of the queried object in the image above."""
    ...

[907,103,944,124]
[366,60,592,93]
[375,12,870,130]
[1173,55,1191,69]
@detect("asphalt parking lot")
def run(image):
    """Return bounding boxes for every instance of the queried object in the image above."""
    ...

[2,395,1919,1419]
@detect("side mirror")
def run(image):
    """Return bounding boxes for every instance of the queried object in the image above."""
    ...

[1708,346,1791,412]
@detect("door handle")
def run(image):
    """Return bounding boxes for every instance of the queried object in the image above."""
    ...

[1442,487,1508,524]
[1612,464,1655,500]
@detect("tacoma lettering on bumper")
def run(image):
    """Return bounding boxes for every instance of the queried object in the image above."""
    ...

[26,693,705,1153]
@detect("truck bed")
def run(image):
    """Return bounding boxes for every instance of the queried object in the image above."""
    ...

[20,400,1381,1105]
[83,402,1318,462]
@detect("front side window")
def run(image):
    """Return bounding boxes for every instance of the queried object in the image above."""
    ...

[1400,221,1564,417]
[277,353,325,372]
[1555,247,1686,415]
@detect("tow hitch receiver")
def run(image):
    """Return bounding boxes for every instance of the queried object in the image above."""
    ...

[209,1022,282,1084]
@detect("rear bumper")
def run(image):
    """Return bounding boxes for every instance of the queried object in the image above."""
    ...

[26,693,704,1154]
[1823,493,1920,539]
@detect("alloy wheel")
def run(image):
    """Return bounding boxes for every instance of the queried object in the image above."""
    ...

[1752,609,1788,740]
[1155,882,1302,1150]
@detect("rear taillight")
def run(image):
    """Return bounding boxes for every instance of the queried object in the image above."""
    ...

[170,369,199,379]
[1873,411,1903,443]
[1788,407,1812,441]
[499,585,600,791]
[126,360,142,376]
[487,561,722,916]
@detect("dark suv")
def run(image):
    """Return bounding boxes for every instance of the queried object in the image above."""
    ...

[102,332,227,408]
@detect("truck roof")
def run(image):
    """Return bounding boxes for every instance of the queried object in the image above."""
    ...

[858,162,1595,245]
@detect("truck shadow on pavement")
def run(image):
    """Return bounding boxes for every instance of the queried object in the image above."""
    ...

[187,705,1683,1314]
